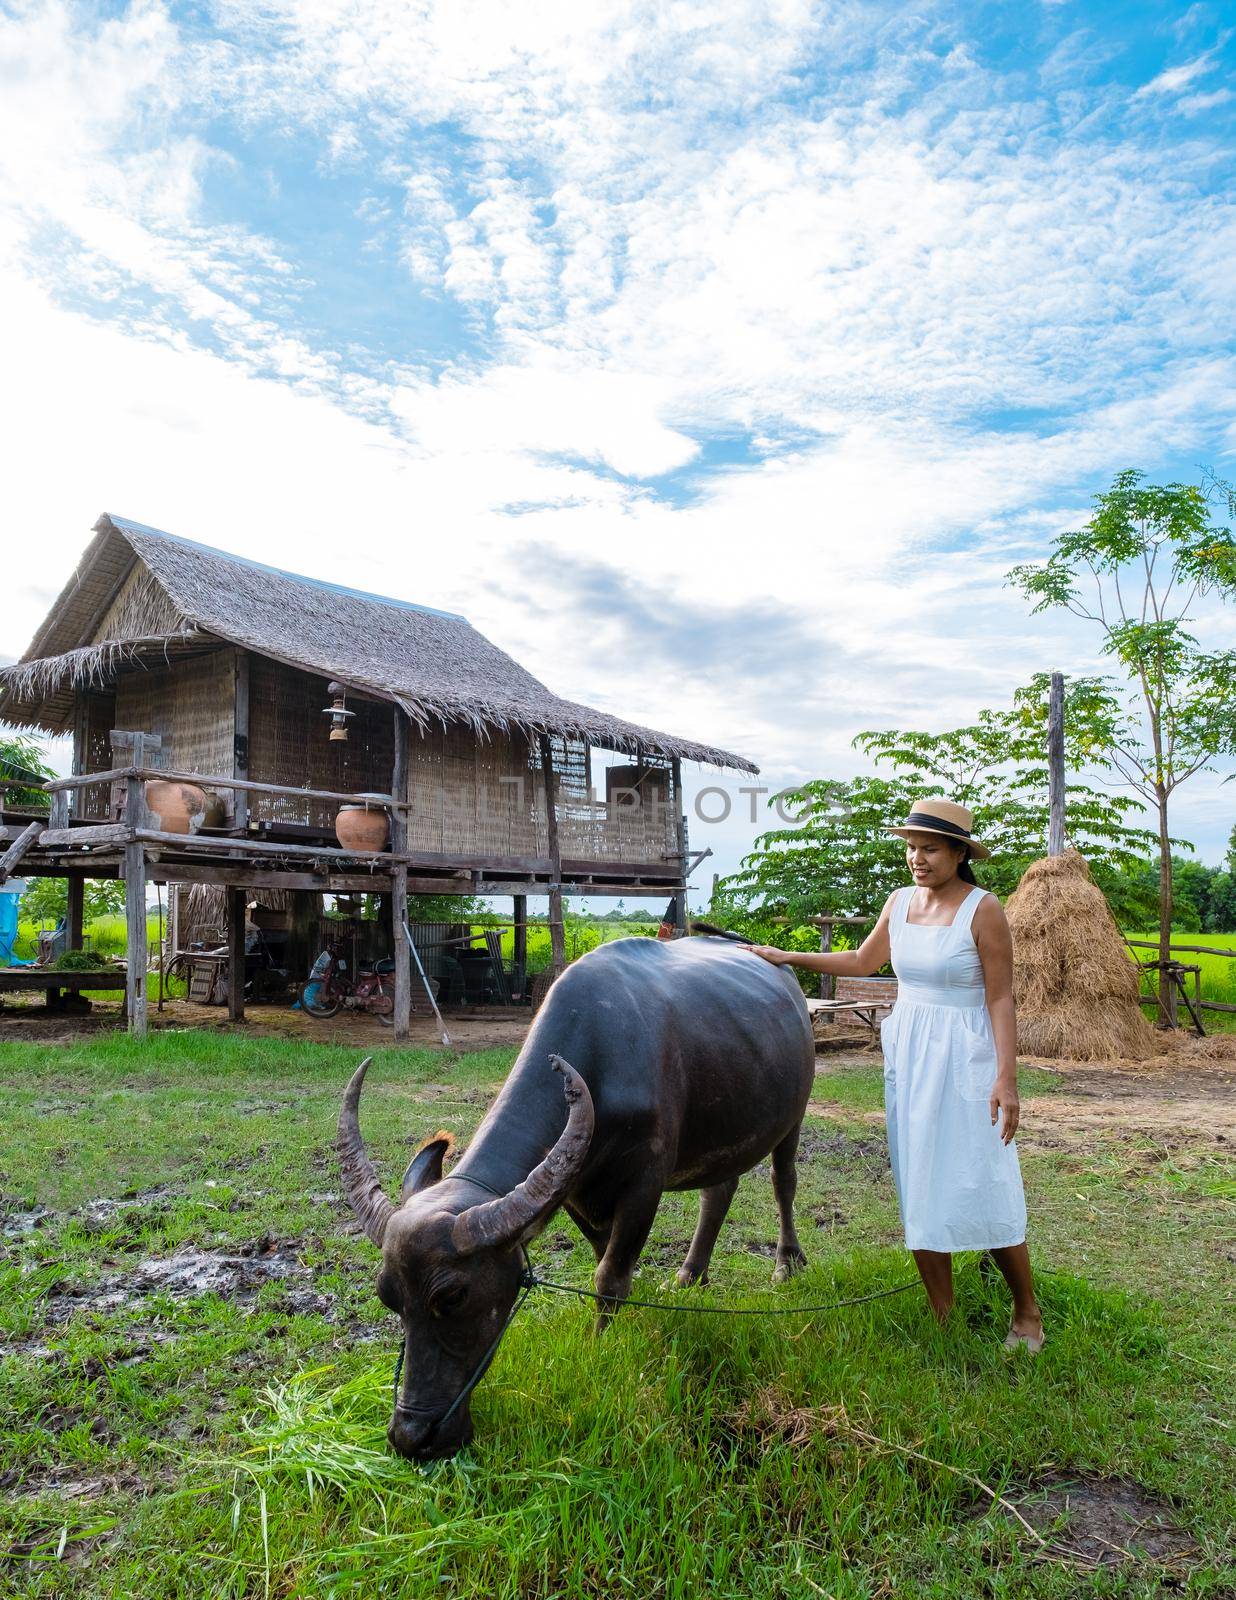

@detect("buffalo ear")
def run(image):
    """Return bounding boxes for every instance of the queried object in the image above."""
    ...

[401,1131,455,1204]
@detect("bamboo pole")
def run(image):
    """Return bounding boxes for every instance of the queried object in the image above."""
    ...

[1047,670,1065,857]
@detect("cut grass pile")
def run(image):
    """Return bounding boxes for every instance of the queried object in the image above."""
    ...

[1,1031,1233,1597]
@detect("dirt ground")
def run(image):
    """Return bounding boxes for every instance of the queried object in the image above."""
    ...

[3,998,1233,1145]
[814,1058,1236,1148]
[0,996,531,1052]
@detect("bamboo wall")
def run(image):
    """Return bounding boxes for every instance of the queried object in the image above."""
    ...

[247,657,394,827]
[403,726,676,864]
[112,650,235,788]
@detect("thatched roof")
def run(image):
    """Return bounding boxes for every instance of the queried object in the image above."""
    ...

[0,515,756,773]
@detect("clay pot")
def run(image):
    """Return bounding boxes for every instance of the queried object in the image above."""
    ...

[145,780,224,834]
[335,804,389,853]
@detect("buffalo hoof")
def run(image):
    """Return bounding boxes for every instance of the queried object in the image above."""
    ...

[675,1265,708,1288]
[772,1248,807,1284]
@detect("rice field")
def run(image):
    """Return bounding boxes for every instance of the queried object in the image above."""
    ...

[1125,930,1236,1019]
[1,1030,1233,1597]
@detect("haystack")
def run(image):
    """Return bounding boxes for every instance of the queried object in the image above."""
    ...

[1006,850,1158,1062]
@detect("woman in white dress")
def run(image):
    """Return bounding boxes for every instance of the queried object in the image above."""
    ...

[747,797,1043,1351]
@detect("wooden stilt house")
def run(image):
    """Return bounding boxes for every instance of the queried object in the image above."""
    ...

[0,514,755,1036]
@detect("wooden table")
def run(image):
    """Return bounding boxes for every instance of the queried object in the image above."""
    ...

[805,998,889,1039]
[0,967,128,1012]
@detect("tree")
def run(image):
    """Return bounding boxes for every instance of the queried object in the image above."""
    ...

[0,735,53,809]
[720,687,1160,928]
[1009,470,1236,1011]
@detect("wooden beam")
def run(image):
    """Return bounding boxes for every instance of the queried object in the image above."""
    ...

[0,820,44,885]
[226,887,246,1023]
[539,735,566,977]
[38,823,132,848]
[66,875,84,951]
[48,767,398,809]
[512,894,527,982]
[1047,670,1065,857]
[1126,938,1236,960]
[392,864,411,1041]
[124,840,147,1039]
[671,758,688,932]
[233,649,250,831]
[134,828,391,863]
[391,709,409,853]
[149,863,396,894]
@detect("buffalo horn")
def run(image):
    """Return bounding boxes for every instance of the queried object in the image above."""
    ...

[451,1056,594,1254]
[336,1057,397,1247]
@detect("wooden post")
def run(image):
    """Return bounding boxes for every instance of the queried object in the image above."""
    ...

[110,730,162,826]
[71,694,89,821]
[226,887,246,1022]
[391,707,409,851]
[66,876,84,952]
[539,735,566,977]
[1048,670,1065,857]
[124,839,148,1038]
[672,757,688,932]
[233,649,250,832]
[819,921,835,1016]
[392,865,411,1040]
[513,894,527,996]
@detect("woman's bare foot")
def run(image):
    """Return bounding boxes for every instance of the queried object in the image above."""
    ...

[1004,1306,1044,1352]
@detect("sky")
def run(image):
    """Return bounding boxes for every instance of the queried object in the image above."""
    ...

[1,0,1234,900]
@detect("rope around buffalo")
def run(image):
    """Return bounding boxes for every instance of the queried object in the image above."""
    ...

[392,1252,921,1435]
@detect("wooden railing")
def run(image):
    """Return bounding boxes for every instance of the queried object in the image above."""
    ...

[1125,936,1236,1026]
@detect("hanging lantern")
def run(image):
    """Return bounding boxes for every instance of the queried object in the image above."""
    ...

[323,681,356,742]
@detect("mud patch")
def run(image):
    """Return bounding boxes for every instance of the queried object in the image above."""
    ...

[984,1473,1196,1567]
[813,1204,849,1229]
[796,1130,889,1171]
[41,1236,330,1324]
[2,1203,53,1238]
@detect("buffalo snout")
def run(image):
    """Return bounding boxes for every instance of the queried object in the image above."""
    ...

[388,1403,474,1462]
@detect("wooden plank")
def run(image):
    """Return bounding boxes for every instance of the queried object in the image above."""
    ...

[0,821,44,885]
[227,887,245,1022]
[0,969,127,993]
[233,649,250,832]
[66,875,84,951]
[124,840,147,1039]
[1047,669,1065,856]
[38,823,132,848]
[392,864,411,1041]
[134,829,391,863]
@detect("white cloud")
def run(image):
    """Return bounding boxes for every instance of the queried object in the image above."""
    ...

[2,0,1235,879]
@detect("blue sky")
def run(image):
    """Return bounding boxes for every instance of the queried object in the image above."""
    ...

[1,0,1234,891]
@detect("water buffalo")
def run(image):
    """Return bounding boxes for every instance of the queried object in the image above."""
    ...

[337,935,814,1461]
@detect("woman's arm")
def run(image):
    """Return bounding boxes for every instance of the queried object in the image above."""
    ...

[744,893,896,978]
[973,895,1020,1143]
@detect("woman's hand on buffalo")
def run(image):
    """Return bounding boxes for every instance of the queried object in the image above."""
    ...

[744,945,796,966]
[990,1074,1020,1143]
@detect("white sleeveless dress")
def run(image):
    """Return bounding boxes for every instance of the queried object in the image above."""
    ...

[882,884,1027,1253]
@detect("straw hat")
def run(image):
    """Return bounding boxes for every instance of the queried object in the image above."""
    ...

[887,797,990,860]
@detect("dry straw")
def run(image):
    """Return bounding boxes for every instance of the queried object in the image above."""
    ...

[1006,850,1160,1062]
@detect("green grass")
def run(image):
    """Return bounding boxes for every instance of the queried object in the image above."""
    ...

[0,1035,1233,1597]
